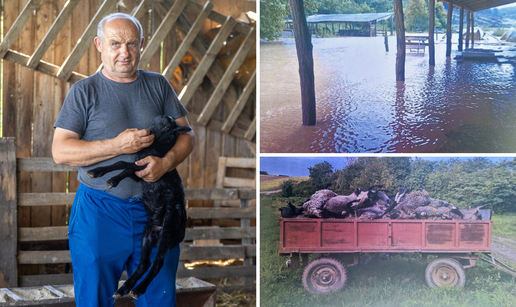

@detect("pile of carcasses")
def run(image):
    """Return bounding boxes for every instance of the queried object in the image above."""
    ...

[279,186,490,221]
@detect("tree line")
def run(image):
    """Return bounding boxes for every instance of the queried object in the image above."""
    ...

[283,157,516,212]
[261,0,448,40]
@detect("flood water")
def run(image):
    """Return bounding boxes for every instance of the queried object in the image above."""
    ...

[260,36,516,153]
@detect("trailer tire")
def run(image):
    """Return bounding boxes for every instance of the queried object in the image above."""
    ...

[302,258,347,294]
[425,258,466,288]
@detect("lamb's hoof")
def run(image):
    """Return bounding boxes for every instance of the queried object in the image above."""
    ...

[106,181,114,189]
[86,171,95,179]
[112,293,122,299]
[129,291,140,299]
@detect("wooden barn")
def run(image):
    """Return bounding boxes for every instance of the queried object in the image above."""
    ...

[0,0,256,303]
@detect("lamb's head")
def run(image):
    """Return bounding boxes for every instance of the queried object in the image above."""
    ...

[149,115,192,146]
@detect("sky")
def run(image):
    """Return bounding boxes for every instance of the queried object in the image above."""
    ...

[260,156,513,177]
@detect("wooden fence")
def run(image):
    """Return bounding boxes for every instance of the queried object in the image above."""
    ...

[0,138,256,290]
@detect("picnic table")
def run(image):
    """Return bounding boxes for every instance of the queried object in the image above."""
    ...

[405,36,429,53]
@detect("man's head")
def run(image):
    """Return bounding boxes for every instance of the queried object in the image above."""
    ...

[95,13,145,82]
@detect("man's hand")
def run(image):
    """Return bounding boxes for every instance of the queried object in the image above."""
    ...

[115,128,154,155]
[135,156,171,182]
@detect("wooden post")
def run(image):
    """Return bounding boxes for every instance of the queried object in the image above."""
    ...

[394,0,405,81]
[429,0,435,66]
[446,1,453,58]
[384,27,389,52]
[390,15,394,35]
[289,0,316,125]
[458,7,464,51]
[471,13,475,48]
[240,199,252,285]
[0,138,18,287]
[466,12,470,49]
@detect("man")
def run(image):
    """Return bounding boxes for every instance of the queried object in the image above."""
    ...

[52,12,195,307]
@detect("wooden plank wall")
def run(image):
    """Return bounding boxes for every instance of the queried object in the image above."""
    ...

[1,0,256,285]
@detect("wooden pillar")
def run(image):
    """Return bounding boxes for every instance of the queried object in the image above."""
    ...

[429,0,435,66]
[471,13,475,48]
[289,0,316,125]
[0,138,18,287]
[390,15,394,35]
[458,7,464,51]
[446,1,453,58]
[394,0,405,81]
[466,12,470,49]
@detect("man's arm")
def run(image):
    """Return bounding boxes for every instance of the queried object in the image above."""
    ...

[134,116,195,182]
[52,127,155,167]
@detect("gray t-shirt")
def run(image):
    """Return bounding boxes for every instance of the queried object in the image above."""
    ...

[54,70,188,199]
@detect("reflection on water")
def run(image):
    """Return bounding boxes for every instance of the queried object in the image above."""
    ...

[260,36,516,153]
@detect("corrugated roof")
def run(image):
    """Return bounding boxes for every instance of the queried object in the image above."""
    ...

[438,0,516,12]
[304,13,394,23]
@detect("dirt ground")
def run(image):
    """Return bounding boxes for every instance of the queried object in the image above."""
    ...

[491,236,516,266]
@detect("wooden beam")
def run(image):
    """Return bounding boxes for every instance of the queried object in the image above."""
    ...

[57,0,118,81]
[178,16,236,106]
[182,0,249,35]
[225,157,256,168]
[446,1,454,57]
[186,112,250,139]
[18,246,255,264]
[19,226,255,242]
[27,0,81,70]
[0,0,42,59]
[224,178,255,188]
[3,49,88,83]
[18,157,77,172]
[221,71,256,133]
[177,266,255,279]
[0,138,18,287]
[244,117,256,141]
[187,208,256,219]
[138,0,188,69]
[162,1,214,80]
[197,28,255,126]
[132,0,154,20]
[17,188,256,206]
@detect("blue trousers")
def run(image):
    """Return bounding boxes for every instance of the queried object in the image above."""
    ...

[69,184,180,307]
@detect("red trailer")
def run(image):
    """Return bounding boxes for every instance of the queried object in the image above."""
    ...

[278,218,511,294]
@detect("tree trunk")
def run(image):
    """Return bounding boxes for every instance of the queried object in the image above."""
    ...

[429,0,435,66]
[289,0,316,125]
[446,1,453,58]
[394,0,405,81]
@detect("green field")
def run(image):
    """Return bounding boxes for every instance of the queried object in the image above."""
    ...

[260,176,309,192]
[260,194,516,307]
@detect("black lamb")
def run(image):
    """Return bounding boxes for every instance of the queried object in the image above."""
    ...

[86,115,191,299]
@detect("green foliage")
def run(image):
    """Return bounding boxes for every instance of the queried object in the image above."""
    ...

[405,0,428,32]
[308,161,335,190]
[260,0,290,40]
[281,179,295,197]
[493,28,506,37]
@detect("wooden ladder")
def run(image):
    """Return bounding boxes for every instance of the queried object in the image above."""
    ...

[0,0,256,140]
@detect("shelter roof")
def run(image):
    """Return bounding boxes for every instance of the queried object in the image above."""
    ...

[438,0,516,12]
[302,12,394,23]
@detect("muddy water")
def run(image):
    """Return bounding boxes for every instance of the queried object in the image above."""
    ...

[260,36,516,153]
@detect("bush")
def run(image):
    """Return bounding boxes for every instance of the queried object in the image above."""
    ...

[281,179,295,197]
[493,28,506,37]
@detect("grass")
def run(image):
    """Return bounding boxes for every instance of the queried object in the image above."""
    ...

[492,213,516,238]
[260,176,309,192]
[260,194,516,307]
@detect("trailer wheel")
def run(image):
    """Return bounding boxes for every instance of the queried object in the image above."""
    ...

[425,258,466,288]
[302,258,347,294]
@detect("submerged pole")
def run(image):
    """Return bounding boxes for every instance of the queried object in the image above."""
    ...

[466,12,470,49]
[394,0,405,81]
[471,13,475,48]
[458,7,464,51]
[429,0,435,66]
[289,0,316,125]
[446,1,453,58]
